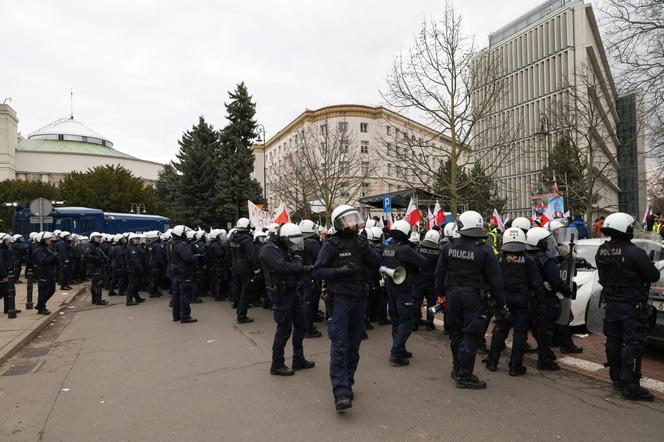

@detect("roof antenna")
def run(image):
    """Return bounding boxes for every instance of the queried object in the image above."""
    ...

[70,89,74,119]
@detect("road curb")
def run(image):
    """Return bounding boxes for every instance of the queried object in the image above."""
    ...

[0,284,87,365]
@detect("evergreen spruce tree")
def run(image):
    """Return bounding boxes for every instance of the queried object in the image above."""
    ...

[172,117,221,225]
[216,82,264,225]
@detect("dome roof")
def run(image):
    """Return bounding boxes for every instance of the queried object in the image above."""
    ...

[28,116,113,148]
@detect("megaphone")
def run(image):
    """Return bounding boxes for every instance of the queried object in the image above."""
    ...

[382,266,406,285]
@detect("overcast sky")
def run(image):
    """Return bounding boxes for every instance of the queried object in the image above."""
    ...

[2,0,556,163]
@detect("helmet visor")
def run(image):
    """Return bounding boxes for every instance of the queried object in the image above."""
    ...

[545,235,559,258]
[334,210,364,232]
[286,235,304,252]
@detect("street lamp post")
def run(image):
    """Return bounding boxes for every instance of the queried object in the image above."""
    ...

[256,123,267,203]
[130,203,146,214]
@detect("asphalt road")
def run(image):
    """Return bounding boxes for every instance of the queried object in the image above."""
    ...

[1,292,663,442]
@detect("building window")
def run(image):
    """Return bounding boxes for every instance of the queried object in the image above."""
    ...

[360,140,369,153]
[320,124,327,135]
[387,163,393,177]
[361,161,369,175]
[360,122,368,133]
[338,122,348,132]
[387,126,392,136]
[340,141,349,153]
[361,182,370,197]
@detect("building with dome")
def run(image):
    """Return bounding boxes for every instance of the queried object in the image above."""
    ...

[0,103,163,184]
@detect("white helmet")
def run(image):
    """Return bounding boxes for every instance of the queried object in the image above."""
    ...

[331,205,364,233]
[90,232,103,241]
[144,231,159,240]
[29,232,39,242]
[0,233,11,243]
[236,217,251,231]
[228,228,237,238]
[37,231,53,243]
[53,229,62,236]
[601,212,635,236]
[128,233,142,242]
[502,227,527,252]
[195,230,206,240]
[424,229,440,243]
[253,230,267,242]
[512,217,531,232]
[457,211,486,238]
[209,229,220,240]
[172,225,190,239]
[186,229,197,240]
[367,226,384,242]
[526,227,557,256]
[409,230,421,244]
[266,223,279,235]
[113,234,124,243]
[277,222,304,251]
[365,219,377,230]
[298,220,317,236]
[546,220,565,232]
[12,234,23,241]
[60,231,71,239]
[218,229,227,240]
[162,231,172,241]
[390,219,411,237]
[443,222,456,238]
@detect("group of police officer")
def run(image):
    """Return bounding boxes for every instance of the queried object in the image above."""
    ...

[0,205,658,410]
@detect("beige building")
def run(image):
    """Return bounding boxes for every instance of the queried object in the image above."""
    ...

[0,103,163,185]
[474,0,625,218]
[252,104,451,215]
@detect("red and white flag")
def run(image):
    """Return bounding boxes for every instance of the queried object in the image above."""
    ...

[273,202,290,224]
[433,201,444,227]
[642,206,652,224]
[426,207,434,230]
[538,213,550,227]
[385,211,393,229]
[491,208,505,231]
[405,197,421,226]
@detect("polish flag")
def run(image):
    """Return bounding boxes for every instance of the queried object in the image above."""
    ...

[426,207,434,230]
[491,208,505,231]
[273,202,290,224]
[538,213,550,227]
[642,206,652,224]
[433,201,444,226]
[405,197,421,226]
[385,211,393,229]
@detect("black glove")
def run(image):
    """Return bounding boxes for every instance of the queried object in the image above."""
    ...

[303,265,313,273]
[336,263,358,277]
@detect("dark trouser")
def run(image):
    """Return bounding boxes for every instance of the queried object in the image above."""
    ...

[329,295,366,399]
[127,272,140,302]
[60,264,72,287]
[111,269,127,295]
[36,276,56,311]
[210,266,225,299]
[172,277,193,320]
[388,286,414,359]
[90,270,104,303]
[488,292,530,368]
[536,294,561,363]
[150,267,162,294]
[368,283,388,321]
[235,273,253,320]
[0,281,8,312]
[604,301,648,385]
[297,282,317,331]
[553,323,575,347]
[271,291,306,370]
[14,264,22,281]
[412,286,436,326]
[445,290,487,378]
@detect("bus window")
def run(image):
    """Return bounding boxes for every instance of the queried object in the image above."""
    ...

[55,217,76,231]
[79,217,98,234]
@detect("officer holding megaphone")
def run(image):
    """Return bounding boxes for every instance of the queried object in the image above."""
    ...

[380,220,428,367]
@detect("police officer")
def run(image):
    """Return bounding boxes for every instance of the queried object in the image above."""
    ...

[366,226,390,326]
[84,232,109,306]
[0,234,12,314]
[435,210,505,389]
[147,232,165,298]
[595,213,660,401]
[229,218,259,324]
[33,232,58,315]
[413,229,441,331]
[259,222,316,376]
[298,220,323,338]
[526,227,574,370]
[381,220,428,366]
[57,231,74,290]
[110,234,127,297]
[126,233,146,306]
[207,229,228,302]
[170,225,197,323]
[314,205,379,411]
[485,227,544,375]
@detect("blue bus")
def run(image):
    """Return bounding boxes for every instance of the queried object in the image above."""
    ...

[12,207,171,236]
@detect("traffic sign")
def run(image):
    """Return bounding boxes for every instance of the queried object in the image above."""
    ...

[29,197,53,217]
[383,195,392,212]
[30,216,53,224]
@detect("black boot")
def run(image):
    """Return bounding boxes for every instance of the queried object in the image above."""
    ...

[389,357,410,367]
[484,359,498,372]
[335,396,352,411]
[455,373,487,389]
[270,366,295,376]
[292,359,315,370]
[537,359,560,371]
[621,383,654,401]
[509,365,527,376]
[304,329,322,338]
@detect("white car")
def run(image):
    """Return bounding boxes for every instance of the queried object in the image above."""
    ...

[570,238,664,327]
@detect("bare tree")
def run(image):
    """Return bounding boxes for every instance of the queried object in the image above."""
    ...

[381,0,518,215]
[603,0,664,174]
[545,63,621,223]
[267,120,376,223]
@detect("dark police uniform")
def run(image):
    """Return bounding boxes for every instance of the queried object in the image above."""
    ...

[148,240,165,297]
[595,238,659,393]
[298,236,322,334]
[84,240,108,305]
[314,233,379,401]
[382,238,428,363]
[0,245,10,313]
[126,243,145,304]
[259,236,312,372]
[527,248,573,369]
[435,236,504,384]
[33,243,57,314]
[207,237,227,301]
[413,239,440,330]
[171,238,196,321]
[110,241,128,296]
[229,230,259,322]
[57,238,74,289]
[487,251,544,372]
[367,239,389,325]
